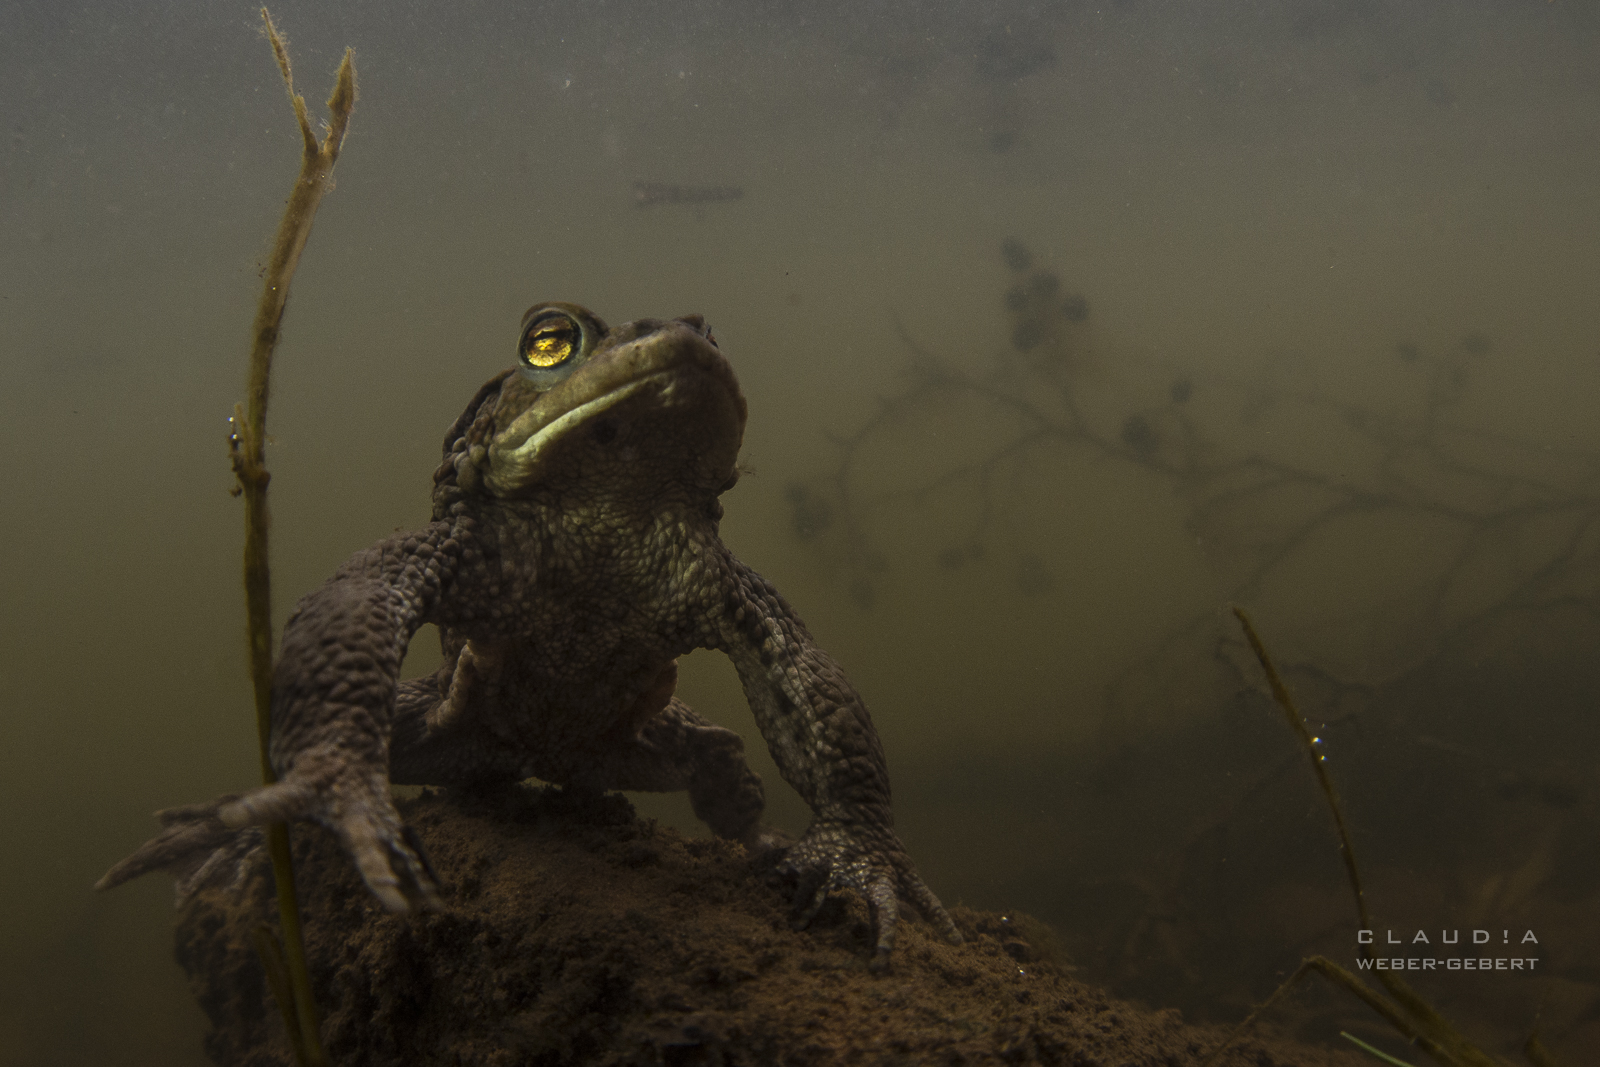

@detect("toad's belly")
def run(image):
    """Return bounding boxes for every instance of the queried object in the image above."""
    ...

[468,643,682,757]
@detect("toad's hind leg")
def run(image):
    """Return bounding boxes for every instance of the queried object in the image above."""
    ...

[388,673,533,788]
[570,698,767,846]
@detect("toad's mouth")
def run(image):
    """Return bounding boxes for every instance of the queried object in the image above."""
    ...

[484,371,661,491]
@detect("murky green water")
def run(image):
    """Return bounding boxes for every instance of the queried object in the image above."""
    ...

[4,2,1599,1063]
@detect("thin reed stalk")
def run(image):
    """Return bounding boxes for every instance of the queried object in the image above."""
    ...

[227,11,357,1065]
[1202,608,1526,1067]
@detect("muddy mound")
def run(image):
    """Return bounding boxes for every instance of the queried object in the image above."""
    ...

[175,785,1363,1066]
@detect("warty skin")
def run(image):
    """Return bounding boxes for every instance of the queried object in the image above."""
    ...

[100,304,959,966]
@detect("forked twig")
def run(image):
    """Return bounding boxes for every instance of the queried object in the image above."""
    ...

[227,10,357,1065]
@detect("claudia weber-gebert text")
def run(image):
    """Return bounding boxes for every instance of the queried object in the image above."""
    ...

[1357,929,1538,946]
[1357,957,1539,971]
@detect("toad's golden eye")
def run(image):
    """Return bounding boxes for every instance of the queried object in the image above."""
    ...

[523,316,576,367]
[515,303,605,388]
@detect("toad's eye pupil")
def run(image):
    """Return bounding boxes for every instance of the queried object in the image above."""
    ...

[515,305,600,388]
[525,322,576,367]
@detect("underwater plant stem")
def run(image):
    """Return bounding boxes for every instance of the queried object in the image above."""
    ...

[1230,607,1372,935]
[1200,956,1437,1067]
[229,11,356,1067]
[1225,608,1507,1067]
[1341,1030,1419,1067]
[251,924,312,1066]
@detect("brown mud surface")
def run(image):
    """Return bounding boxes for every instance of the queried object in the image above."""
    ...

[176,786,1367,1066]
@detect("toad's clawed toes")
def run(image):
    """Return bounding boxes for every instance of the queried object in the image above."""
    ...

[339,808,440,912]
[785,864,834,931]
[206,760,441,912]
[903,868,963,945]
[320,766,438,910]
[95,794,262,902]
[778,819,959,965]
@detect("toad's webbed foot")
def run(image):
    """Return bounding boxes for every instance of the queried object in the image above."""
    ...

[780,819,962,972]
[96,796,264,903]
[215,747,440,912]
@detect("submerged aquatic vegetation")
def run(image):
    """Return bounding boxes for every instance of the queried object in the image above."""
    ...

[1210,607,1562,1067]
[791,236,1600,724]
[229,10,356,1066]
[788,237,1600,1051]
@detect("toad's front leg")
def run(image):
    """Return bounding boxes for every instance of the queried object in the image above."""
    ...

[714,556,961,967]
[99,525,464,910]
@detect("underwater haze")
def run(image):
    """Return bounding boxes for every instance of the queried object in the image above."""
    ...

[4,0,1599,1062]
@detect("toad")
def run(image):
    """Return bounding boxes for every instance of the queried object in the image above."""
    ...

[100,303,959,965]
